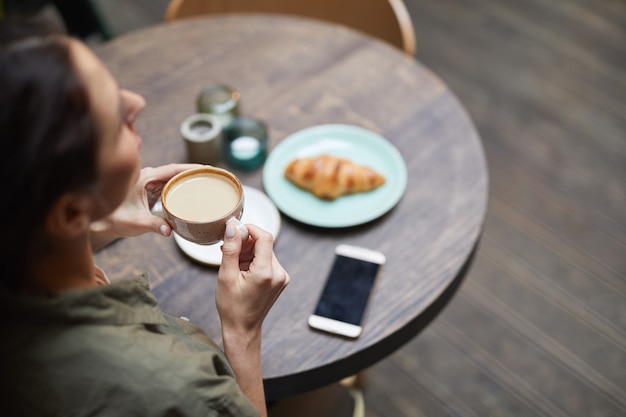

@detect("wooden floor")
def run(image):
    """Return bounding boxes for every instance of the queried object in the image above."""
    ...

[79,0,626,415]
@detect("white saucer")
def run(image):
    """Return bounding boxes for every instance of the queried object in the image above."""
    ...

[172,186,281,266]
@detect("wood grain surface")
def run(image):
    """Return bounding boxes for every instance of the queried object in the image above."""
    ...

[93,14,488,400]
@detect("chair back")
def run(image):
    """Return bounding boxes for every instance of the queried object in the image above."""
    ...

[165,0,416,55]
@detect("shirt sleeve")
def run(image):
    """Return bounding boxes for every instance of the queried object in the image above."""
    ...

[75,318,262,417]
[129,316,262,417]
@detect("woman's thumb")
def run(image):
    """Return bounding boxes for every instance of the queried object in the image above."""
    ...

[220,222,242,273]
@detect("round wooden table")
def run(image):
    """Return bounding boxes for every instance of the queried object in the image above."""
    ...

[94,14,488,401]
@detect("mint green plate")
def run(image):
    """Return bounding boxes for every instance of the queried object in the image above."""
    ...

[262,124,407,228]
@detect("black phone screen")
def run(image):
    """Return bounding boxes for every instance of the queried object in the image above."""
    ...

[313,254,380,325]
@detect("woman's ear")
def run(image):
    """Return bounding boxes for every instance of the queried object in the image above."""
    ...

[45,192,94,238]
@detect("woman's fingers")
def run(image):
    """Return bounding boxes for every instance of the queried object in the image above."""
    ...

[244,224,275,277]
[219,222,244,281]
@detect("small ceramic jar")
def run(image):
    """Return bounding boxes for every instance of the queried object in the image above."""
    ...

[196,85,240,129]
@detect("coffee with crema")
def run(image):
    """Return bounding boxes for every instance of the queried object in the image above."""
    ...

[165,173,239,222]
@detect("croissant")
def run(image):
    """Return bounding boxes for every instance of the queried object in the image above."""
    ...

[284,154,386,200]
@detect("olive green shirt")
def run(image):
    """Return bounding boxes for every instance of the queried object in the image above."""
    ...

[0,274,260,417]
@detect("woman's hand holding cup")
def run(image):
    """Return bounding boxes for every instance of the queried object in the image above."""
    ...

[217,223,290,337]
[217,223,289,415]
[90,163,200,251]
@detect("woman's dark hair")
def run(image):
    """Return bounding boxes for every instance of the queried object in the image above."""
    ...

[0,19,100,290]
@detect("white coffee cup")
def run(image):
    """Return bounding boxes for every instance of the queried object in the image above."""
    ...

[161,166,248,245]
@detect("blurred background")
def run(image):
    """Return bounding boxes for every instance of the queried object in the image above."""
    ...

[4,1,624,416]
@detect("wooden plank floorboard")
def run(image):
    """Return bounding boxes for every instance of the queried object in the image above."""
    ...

[485,0,626,83]
[486,136,626,247]
[482,205,626,334]
[409,0,626,139]
[77,1,626,416]
[471,239,626,396]
[405,0,626,234]
[439,292,626,416]
[481,119,626,237]
[391,319,570,417]
[487,189,625,294]
[363,358,461,417]
[408,0,626,164]
[487,148,626,281]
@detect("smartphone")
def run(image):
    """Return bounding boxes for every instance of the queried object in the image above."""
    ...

[308,244,386,338]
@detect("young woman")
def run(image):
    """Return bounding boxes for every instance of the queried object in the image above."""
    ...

[0,19,289,416]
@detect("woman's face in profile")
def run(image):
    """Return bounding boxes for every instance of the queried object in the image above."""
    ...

[69,40,144,219]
